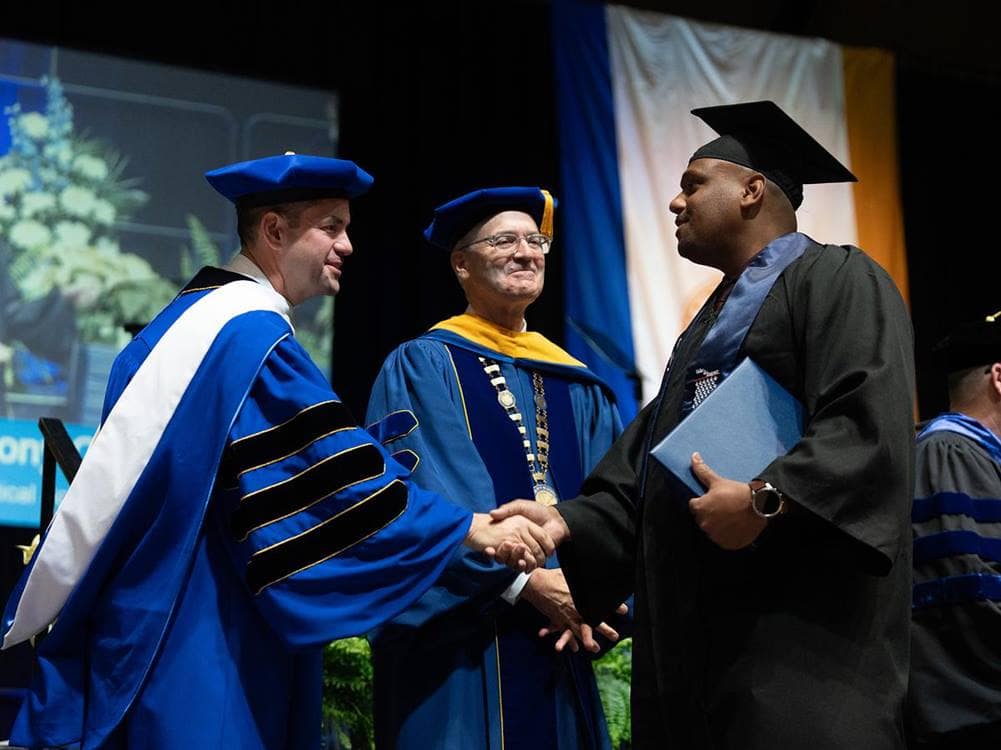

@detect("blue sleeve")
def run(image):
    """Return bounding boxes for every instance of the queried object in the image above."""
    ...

[215,337,472,649]
[365,339,523,636]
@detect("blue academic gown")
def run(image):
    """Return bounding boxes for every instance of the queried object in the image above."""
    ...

[5,268,471,749]
[366,314,622,750]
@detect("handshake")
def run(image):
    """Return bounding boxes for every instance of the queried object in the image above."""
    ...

[465,501,627,654]
[464,500,570,572]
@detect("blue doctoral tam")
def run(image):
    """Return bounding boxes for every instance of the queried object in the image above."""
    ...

[423,186,556,250]
[205,153,374,207]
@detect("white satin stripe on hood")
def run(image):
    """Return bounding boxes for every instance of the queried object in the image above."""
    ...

[2,280,290,648]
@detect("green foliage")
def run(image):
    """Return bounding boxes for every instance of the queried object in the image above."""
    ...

[72,265,175,344]
[595,638,632,748]
[322,637,374,750]
[292,298,333,374]
[0,75,175,346]
[180,214,225,279]
[320,635,633,749]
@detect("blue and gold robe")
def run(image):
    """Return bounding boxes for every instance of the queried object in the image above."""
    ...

[3,267,471,749]
[366,312,622,750]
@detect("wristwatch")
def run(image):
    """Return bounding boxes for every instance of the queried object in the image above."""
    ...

[749,480,786,519]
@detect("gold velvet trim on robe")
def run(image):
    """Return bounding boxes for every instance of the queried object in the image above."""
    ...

[431,313,585,367]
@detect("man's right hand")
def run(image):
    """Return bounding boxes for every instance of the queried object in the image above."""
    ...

[465,513,555,572]
[489,500,571,558]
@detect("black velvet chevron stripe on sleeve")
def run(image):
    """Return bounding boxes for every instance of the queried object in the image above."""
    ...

[228,400,355,477]
[232,442,385,540]
[391,449,420,473]
[246,479,409,594]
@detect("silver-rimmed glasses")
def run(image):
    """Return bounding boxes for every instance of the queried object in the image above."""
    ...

[456,232,551,255]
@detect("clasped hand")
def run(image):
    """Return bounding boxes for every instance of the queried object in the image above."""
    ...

[521,568,627,653]
[465,512,555,572]
[490,501,625,653]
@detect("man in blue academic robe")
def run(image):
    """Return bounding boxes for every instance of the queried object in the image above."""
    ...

[367,187,624,749]
[1,155,553,750]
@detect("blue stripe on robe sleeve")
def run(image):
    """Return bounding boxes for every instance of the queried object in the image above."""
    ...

[220,337,471,648]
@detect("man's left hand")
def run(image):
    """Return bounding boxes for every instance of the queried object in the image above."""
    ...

[520,568,626,653]
[688,452,767,550]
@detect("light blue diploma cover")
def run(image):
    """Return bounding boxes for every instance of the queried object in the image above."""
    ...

[650,357,804,496]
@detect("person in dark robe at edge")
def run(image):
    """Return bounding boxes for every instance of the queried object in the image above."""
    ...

[1,153,555,750]
[493,100,916,749]
[366,186,626,749]
[908,312,1001,749]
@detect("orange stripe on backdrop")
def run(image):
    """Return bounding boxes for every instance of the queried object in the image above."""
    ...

[842,46,910,304]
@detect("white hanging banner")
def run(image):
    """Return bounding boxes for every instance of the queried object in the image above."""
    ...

[607,7,858,401]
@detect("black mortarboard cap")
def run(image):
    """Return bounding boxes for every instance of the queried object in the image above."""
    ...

[689,100,857,210]
[933,310,1001,373]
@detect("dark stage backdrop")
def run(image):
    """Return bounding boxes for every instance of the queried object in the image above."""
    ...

[2,2,998,419]
[0,0,997,621]
[898,61,1001,418]
[0,0,998,731]
[3,2,566,423]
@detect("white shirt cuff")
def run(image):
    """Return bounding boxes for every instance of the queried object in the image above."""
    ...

[500,572,532,605]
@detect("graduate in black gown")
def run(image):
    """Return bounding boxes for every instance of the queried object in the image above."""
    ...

[494,101,916,749]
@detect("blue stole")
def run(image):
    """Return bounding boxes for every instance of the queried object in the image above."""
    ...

[447,344,589,750]
[918,412,1001,465]
[679,232,811,416]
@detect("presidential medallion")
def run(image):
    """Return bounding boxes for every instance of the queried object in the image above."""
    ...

[534,484,558,506]
[498,390,516,409]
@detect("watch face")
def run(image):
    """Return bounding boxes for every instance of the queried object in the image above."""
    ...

[753,487,784,517]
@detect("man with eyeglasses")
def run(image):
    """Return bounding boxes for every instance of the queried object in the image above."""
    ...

[908,313,1001,749]
[365,187,625,749]
[1,162,554,750]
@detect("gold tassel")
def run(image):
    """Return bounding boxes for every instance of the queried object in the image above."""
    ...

[540,189,554,239]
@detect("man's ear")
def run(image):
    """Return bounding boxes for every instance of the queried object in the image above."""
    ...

[260,211,285,251]
[451,249,469,281]
[741,173,766,208]
[990,363,1001,399]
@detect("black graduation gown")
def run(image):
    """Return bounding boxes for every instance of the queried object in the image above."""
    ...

[558,242,916,749]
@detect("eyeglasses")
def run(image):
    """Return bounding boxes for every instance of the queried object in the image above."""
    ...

[457,232,551,255]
